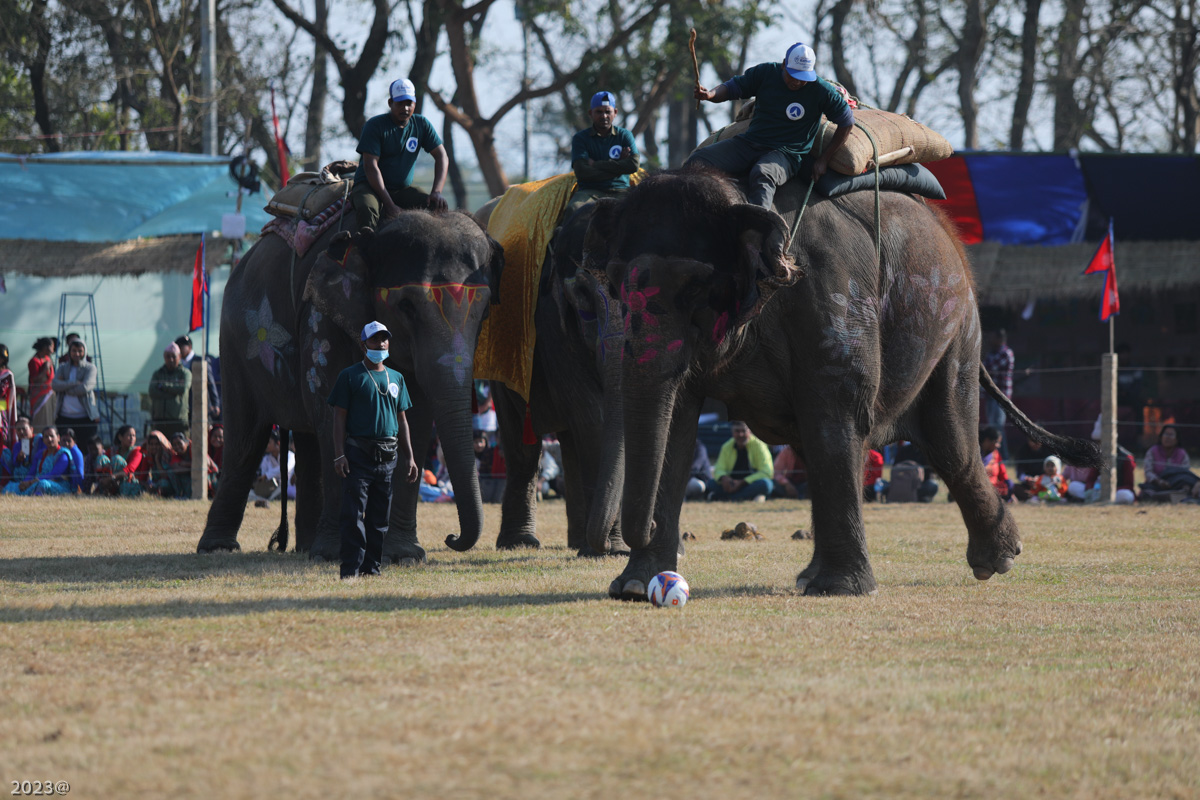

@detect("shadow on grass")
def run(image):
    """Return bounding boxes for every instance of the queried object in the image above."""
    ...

[0,590,619,623]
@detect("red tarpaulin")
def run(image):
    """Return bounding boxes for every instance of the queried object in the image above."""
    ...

[925,156,983,245]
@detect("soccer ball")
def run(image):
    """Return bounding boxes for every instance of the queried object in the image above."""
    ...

[647,571,690,608]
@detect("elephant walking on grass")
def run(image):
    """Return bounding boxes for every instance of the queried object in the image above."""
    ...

[587,170,1102,598]
[197,212,503,561]
[473,201,627,555]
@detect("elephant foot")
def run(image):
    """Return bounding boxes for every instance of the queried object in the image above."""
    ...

[496,532,541,551]
[795,557,821,592]
[577,544,629,558]
[197,536,241,553]
[384,542,427,566]
[801,568,877,597]
[308,530,341,562]
[967,539,1022,581]
[608,577,648,601]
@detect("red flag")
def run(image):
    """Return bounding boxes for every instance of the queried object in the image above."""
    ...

[270,83,290,186]
[1082,220,1119,321]
[190,234,207,333]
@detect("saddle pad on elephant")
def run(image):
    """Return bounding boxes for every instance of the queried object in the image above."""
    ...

[261,197,350,258]
[473,173,578,400]
[697,102,952,176]
[264,161,356,220]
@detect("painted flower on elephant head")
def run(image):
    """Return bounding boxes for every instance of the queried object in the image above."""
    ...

[436,330,473,385]
[244,296,291,373]
[620,266,666,335]
[308,308,323,332]
[306,366,322,394]
[311,338,330,367]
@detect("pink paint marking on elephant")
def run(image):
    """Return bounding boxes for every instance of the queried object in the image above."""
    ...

[636,348,659,365]
[645,333,661,344]
[667,339,683,352]
[711,311,730,343]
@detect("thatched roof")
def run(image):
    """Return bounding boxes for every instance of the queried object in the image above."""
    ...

[967,240,1200,308]
[0,235,231,277]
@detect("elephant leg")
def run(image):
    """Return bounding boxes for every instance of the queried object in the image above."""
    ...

[292,431,321,552]
[383,398,432,565]
[560,430,626,557]
[198,389,271,553]
[493,385,541,550]
[919,356,1022,581]
[308,408,345,562]
[609,392,700,600]
[798,425,877,596]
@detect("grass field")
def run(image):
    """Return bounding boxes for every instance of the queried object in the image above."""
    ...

[1,496,1198,799]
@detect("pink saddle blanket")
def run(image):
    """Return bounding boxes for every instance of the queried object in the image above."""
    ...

[261,198,349,257]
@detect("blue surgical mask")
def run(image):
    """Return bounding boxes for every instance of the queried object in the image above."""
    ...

[365,349,387,364]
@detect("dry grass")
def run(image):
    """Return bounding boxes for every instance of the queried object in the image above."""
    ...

[1,496,1198,799]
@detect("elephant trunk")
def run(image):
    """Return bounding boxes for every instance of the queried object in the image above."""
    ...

[428,378,485,552]
[620,382,678,550]
[585,338,626,553]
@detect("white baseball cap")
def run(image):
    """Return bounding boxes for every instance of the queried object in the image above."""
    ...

[361,321,391,342]
[390,78,416,103]
[784,42,817,82]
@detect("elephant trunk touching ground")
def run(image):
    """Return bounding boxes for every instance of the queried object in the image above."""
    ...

[426,374,484,552]
[583,296,627,554]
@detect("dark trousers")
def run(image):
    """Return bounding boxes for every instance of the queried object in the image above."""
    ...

[55,413,98,445]
[339,445,396,577]
[351,182,430,231]
[684,136,801,209]
[704,476,775,501]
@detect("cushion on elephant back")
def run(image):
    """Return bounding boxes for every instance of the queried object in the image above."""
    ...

[816,163,946,200]
[265,166,356,221]
[695,101,953,177]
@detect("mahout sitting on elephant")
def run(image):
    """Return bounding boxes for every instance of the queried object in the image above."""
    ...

[585,169,1102,598]
[473,200,627,555]
[196,210,503,562]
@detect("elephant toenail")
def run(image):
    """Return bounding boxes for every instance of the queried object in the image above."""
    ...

[972,566,994,581]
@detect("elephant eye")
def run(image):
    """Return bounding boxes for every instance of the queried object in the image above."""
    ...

[395,297,418,319]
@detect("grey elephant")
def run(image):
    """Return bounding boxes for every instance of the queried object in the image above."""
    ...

[584,170,1102,598]
[196,211,504,560]
[473,200,626,555]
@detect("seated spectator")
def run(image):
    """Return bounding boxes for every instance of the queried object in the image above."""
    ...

[980,426,1010,501]
[1025,455,1067,503]
[1,416,37,488]
[95,425,144,497]
[58,428,86,493]
[862,449,885,501]
[889,441,939,502]
[686,438,715,500]
[1144,425,1189,484]
[705,421,774,502]
[3,426,72,495]
[166,432,194,499]
[474,429,506,504]
[138,430,173,495]
[207,423,224,497]
[80,436,106,495]
[1140,425,1200,502]
[772,445,807,499]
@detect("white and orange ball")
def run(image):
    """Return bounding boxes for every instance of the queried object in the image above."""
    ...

[647,571,690,608]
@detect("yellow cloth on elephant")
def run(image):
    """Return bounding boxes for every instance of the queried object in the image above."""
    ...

[473,173,577,400]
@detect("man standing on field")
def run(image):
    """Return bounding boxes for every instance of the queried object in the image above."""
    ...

[328,321,419,579]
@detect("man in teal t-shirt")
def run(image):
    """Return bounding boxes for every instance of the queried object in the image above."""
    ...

[685,42,855,209]
[568,91,640,215]
[328,321,418,578]
[351,78,450,231]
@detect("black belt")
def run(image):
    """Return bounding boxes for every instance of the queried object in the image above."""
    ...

[346,436,398,449]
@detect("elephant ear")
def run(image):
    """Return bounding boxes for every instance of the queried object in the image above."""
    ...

[712,204,800,329]
[581,197,622,288]
[303,229,375,341]
[483,232,505,305]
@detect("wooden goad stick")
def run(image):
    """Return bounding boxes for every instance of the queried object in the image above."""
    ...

[689,28,701,110]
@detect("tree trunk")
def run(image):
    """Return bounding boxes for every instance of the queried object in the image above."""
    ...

[28,0,58,151]
[443,107,468,209]
[302,0,329,170]
[828,0,859,97]
[1052,0,1088,149]
[1009,0,1042,149]
[1173,0,1199,151]
[955,0,988,150]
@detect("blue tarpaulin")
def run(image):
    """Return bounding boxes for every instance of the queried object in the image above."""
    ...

[1079,154,1200,241]
[966,154,1089,245]
[0,151,272,242]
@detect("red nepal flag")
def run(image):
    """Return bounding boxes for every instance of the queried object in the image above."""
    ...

[189,234,207,333]
[1082,220,1119,322]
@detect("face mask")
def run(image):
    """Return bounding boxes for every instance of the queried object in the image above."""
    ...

[365,349,387,364]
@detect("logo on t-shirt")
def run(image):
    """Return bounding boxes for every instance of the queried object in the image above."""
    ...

[388,382,399,398]
[786,103,805,121]
[405,136,419,153]
[608,144,623,159]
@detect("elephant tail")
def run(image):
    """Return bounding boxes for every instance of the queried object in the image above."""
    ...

[978,366,1105,470]
[268,427,291,552]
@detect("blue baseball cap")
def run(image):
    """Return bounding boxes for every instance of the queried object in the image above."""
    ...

[784,42,817,81]
[590,91,617,110]
[361,321,391,342]
[390,78,416,103]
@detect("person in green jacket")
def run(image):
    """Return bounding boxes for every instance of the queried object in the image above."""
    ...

[149,343,192,438]
[706,421,775,501]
